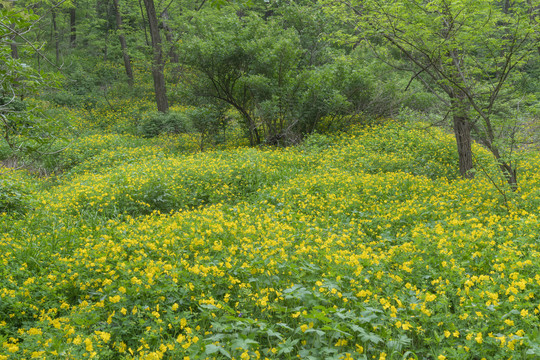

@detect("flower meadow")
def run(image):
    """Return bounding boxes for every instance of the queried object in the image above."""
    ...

[1,120,540,360]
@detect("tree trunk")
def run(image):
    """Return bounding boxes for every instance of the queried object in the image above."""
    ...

[500,162,517,189]
[452,114,474,179]
[161,9,181,82]
[112,0,134,87]
[477,137,518,189]
[52,10,60,66]
[70,8,76,47]
[139,0,150,47]
[143,0,169,112]
[161,9,179,64]
[9,24,18,59]
[502,0,511,13]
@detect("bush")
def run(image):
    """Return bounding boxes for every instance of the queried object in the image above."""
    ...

[0,170,35,214]
[302,132,333,152]
[0,179,26,214]
[138,111,190,138]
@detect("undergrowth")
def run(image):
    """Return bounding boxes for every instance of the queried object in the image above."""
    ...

[0,119,539,359]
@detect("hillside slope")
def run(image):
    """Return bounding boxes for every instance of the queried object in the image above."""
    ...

[1,121,539,359]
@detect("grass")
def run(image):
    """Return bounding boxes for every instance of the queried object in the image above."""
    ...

[0,116,539,359]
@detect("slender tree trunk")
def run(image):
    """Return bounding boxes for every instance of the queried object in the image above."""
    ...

[70,8,76,47]
[447,44,474,179]
[9,24,18,59]
[139,0,150,47]
[143,0,169,112]
[234,107,259,147]
[160,9,181,82]
[526,1,540,55]
[452,114,474,179]
[51,10,60,65]
[476,135,518,189]
[161,9,179,64]
[500,163,517,189]
[502,0,511,14]
[112,0,134,86]
[450,92,474,179]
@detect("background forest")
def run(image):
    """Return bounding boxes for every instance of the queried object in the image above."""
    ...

[1,0,539,165]
[1,0,536,161]
[1,0,540,359]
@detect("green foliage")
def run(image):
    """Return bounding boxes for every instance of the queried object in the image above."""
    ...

[0,4,61,157]
[0,173,28,214]
[179,7,394,145]
[1,120,540,359]
[138,111,190,138]
[332,0,540,184]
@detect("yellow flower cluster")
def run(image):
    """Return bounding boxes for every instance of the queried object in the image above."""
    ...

[1,121,539,359]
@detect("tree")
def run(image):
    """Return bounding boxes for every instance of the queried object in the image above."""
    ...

[1,4,59,154]
[112,0,134,86]
[337,0,539,187]
[69,5,76,47]
[179,6,370,146]
[142,0,169,112]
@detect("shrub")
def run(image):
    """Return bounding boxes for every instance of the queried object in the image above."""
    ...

[138,111,190,138]
[0,170,36,214]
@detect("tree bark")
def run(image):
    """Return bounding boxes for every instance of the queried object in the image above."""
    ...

[500,162,517,189]
[452,114,474,179]
[161,9,179,64]
[112,0,134,86]
[161,9,181,82]
[502,0,511,14]
[70,8,76,47]
[143,0,169,112]
[450,91,474,179]
[9,24,18,59]
[51,9,60,66]
[139,0,150,47]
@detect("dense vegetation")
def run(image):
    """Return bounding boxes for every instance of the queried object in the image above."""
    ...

[1,0,540,359]
[1,119,540,359]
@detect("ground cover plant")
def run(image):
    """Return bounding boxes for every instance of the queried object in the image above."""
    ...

[2,0,539,358]
[1,119,539,359]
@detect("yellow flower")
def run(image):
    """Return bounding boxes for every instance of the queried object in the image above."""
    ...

[6,344,19,353]
[95,331,111,343]
[27,328,42,335]
[84,338,93,352]
[334,339,348,346]
[300,324,309,332]
[475,332,483,344]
